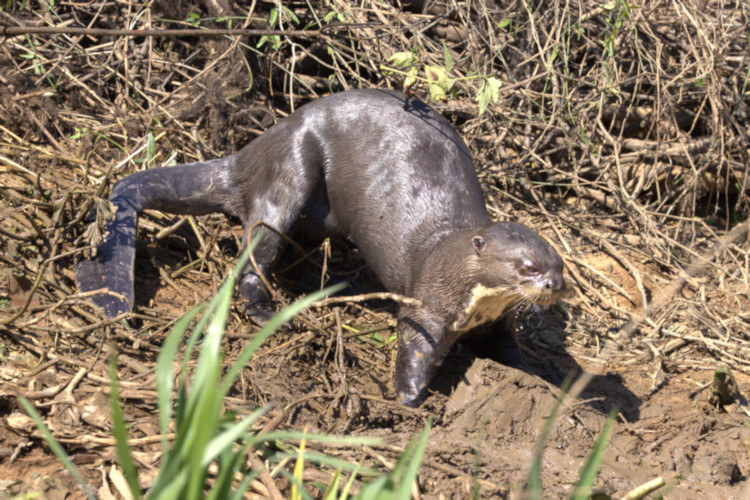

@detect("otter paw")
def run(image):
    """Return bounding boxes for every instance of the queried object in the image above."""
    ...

[399,389,426,408]
[242,299,276,324]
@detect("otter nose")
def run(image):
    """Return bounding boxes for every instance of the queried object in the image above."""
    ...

[544,273,565,294]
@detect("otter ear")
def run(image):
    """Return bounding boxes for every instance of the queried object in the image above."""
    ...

[471,235,486,255]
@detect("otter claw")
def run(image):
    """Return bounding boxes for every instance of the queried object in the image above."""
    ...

[242,299,276,324]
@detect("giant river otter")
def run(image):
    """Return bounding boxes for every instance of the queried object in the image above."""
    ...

[77,89,565,405]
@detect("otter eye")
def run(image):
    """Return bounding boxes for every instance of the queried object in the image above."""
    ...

[519,260,540,276]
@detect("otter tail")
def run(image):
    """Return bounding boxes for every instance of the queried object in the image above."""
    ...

[76,156,239,317]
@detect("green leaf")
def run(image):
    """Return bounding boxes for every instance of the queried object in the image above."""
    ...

[443,42,453,73]
[497,18,511,29]
[396,420,431,498]
[201,407,266,466]
[444,78,457,94]
[475,85,491,115]
[146,132,156,166]
[340,460,363,498]
[404,67,419,90]
[321,469,341,500]
[487,76,502,100]
[526,376,575,499]
[475,76,502,114]
[429,83,447,101]
[219,282,346,398]
[387,51,417,68]
[187,12,200,27]
[424,64,447,83]
[282,5,300,24]
[355,420,431,499]
[70,127,84,140]
[369,331,397,348]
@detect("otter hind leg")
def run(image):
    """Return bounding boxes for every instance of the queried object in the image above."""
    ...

[237,173,327,323]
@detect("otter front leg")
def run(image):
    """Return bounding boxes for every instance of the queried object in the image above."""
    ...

[461,313,524,366]
[395,309,457,406]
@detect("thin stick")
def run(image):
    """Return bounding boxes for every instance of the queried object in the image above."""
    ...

[0,26,320,38]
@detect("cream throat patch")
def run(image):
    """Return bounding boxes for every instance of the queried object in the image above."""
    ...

[451,283,523,332]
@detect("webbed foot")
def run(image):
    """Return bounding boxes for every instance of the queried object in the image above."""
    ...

[239,273,276,324]
[242,298,276,324]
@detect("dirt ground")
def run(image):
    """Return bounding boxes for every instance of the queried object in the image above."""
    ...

[1,0,749,498]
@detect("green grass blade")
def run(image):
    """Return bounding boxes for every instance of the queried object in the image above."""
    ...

[291,433,307,500]
[396,418,431,498]
[339,460,363,499]
[218,282,346,397]
[147,443,190,498]
[179,256,247,500]
[184,246,255,500]
[180,238,254,376]
[109,358,142,500]
[205,444,243,500]
[156,302,206,452]
[181,241,254,417]
[180,297,217,372]
[354,420,430,500]
[322,469,341,500]
[151,468,190,500]
[279,468,314,500]
[269,451,380,476]
[527,375,574,499]
[202,407,267,466]
[354,476,388,500]
[143,236,355,499]
[185,359,222,500]
[182,318,223,414]
[570,408,617,500]
[149,244,255,499]
[17,395,97,500]
[248,430,381,447]
[227,469,264,500]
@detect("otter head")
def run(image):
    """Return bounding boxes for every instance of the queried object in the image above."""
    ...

[451,222,565,332]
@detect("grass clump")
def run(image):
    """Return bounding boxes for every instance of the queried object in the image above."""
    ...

[19,244,430,498]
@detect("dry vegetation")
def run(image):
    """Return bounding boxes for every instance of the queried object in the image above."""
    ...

[1,0,749,497]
